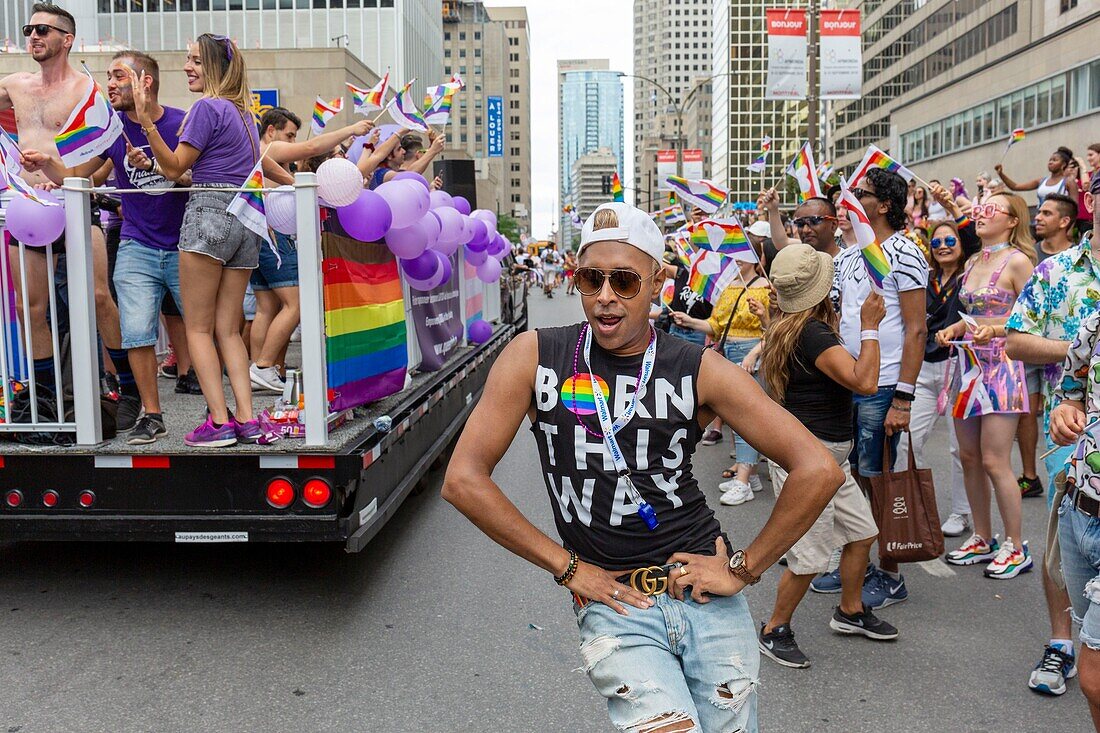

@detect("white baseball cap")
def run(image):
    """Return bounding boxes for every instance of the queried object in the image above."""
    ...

[578,202,665,265]
[747,220,772,238]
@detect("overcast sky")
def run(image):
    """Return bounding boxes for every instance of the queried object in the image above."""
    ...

[484,0,634,239]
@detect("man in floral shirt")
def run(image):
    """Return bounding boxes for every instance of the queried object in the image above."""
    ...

[1006,171,1100,698]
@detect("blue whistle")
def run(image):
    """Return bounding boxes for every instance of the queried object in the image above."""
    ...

[637,501,659,530]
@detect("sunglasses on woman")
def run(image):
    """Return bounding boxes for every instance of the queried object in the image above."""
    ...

[930,236,958,248]
[573,267,657,299]
[970,203,1011,219]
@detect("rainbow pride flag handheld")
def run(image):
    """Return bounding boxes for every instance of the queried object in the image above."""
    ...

[662,203,686,226]
[838,182,891,293]
[311,96,344,135]
[450,72,466,90]
[951,342,993,419]
[0,136,53,206]
[611,172,624,202]
[688,218,757,262]
[386,80,429,133]
[785,142,822,202]
[848,144,914,188]
[54,71,123,167]
[660,279,676,307]
[666,175,728,214]
[348,71,388,115]
[747,135,772,174]
[227,158,272,249]
[687,249,740,305]
[817,160,841,187]
[423,83,456,126]
[1003,127,1026,155]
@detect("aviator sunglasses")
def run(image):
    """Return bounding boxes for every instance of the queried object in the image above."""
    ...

[573,267,657,299]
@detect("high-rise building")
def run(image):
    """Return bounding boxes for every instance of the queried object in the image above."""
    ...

[835,0,1100,208]
[632,0,712,212]
[711,1,807,203]
[558,59,624,244]
[1,0,442,93]
[570,148,620,244]
[440,1,531,232]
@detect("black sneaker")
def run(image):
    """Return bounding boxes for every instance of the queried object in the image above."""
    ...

[1019,475,1044,498]
[829,604,899,641]
[758,622,810,668]
[175,368,203,395]
[116,395,142,432]
[127,414,167,445]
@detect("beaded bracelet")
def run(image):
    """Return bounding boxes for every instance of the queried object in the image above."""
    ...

[555,550,579,586]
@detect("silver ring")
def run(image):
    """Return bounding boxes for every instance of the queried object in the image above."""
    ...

[612,589,620,599]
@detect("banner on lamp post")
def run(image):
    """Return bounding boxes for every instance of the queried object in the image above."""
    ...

[819,9,862,100]
[682,149,704,180]
[765,8,808,101]
[656,150,677,191]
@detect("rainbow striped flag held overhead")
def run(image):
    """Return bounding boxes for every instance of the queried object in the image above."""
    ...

[311,95,344,135]
[1004,127,1026,155]
[817,160,841,187]
[666,175,728,214]
[611,172,624,202]
[848,144,915,189]
[747,135,772,174]
[785,142,822,202]
[662,203,686,226]
[687,249,740,306]
[348,71,388,115]
[386,80,429,133]
[838,182,891,293]
[423,83,456,126]
[688,218,757,262]
[227,158,273,250]
[54,72,123,167]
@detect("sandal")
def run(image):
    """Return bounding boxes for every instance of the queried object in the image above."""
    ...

[721,465,738,479]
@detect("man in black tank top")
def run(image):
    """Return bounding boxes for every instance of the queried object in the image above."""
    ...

[443,202,843,732]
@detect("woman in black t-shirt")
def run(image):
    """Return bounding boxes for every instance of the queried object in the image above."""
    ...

[755,244,894,669]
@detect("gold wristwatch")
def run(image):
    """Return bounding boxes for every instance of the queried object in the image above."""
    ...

[728,549,761,585]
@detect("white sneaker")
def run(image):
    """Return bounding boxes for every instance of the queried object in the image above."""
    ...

[749,474,764,493]
[941,513,971,537]
[250,363,286,393]
[720,481,754,506]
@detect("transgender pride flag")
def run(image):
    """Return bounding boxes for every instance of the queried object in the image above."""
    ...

[54,72,123,167]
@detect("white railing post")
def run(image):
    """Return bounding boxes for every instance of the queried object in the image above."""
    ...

[294,172,328,446]
[63,177,103,445]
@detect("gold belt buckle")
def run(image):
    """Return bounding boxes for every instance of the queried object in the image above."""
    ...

[628,565,669,597]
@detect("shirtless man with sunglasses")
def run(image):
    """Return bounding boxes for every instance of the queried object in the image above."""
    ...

[0,3,126,408]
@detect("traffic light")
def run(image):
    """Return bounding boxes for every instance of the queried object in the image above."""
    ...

[601,175,611,195]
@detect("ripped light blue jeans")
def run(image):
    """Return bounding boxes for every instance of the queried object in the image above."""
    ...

[574,591,759,732]
[723,338,761,468]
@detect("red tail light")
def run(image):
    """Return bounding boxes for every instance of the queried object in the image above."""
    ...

[266,478,294,509]
[78,490,96,508]
[302,479,332,509]
[41,490,59,508]
[5,489,22,508]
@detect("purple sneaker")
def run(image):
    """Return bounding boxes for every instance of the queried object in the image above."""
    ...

[232,417,263,444]
[184,417,237,447]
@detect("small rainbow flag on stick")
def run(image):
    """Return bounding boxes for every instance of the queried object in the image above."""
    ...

[838,182,891,293]
[227,158,273,253]
[386,80,428,133]
[666,175,728,214]
[311,96,344,135]
[54,71,123,167]
[848,144,915,189]
[661,203,686,226]
[611,172,624,202]
[687,249,740,305]
[1000,127,1026,162]
[688,218,757,262]
[348,71,388,115]
[747,135,772,174]
[785,142,823,202]
[423,83,456,126]
[817,160,841,187]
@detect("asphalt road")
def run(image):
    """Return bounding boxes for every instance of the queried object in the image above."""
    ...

[0,290,1094,732]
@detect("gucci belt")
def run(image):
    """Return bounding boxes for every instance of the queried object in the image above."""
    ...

[614,562,684,597]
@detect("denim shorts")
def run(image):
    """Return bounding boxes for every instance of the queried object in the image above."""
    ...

[851,386,900,477]
[574,591,759,732]
[179,186,260,269]
[1057,494,1100,651]
[251,231,299,291]
[113,239,182,349]
[669,324,706,347]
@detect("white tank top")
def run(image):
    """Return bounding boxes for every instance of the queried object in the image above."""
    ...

[1036,175,1066,205]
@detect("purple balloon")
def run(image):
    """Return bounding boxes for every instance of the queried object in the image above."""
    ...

[453,195,472,216]
[393,170,430,190]
[401,249,442,281]
[476,257,502,283]
[429,189,454,210]
[468,319,493,344]
[386,220,429,259]
[6,190,65,246]
[486,233,508,258]
[336,189,393,242]
[434,206,464,246]
[436,253,454,286]
[467,218,490,251]
[459,215,477,245]
[375,179,427,229]
[470,208,497,231]
[464,244,489,266]
[422,211,442,244]
[397,179,431,217]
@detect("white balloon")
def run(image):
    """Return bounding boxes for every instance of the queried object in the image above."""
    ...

[316,158,364,208]
[265,185,297,235]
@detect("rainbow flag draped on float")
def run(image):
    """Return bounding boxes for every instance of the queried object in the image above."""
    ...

[311,96,343,135]
[348,72,388,115]
[323,233,408,410]
[785,142,822,201]
[747,136,772,174]
[666,175,728,214]
[849,144,915,188]
[838,182,891,293]
[687,249,740,305]
[688,217,756,262]
[54,72,123,167]
[610,172,624,202]
[387,79,428,133]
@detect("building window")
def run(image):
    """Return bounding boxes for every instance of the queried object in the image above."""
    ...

[459,32,466,41]
[512,194,522,203]
[511,147,520,156]
[444,32,451,41]
[1061,0,1078,11]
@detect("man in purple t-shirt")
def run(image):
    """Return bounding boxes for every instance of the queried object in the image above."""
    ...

[26,50,188,445]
